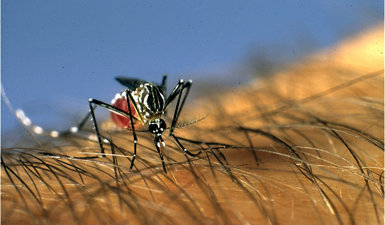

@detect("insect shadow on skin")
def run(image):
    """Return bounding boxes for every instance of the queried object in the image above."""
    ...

[58,75,202,173]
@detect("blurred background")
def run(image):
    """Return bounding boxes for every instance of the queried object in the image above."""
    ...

[2,0,383,143]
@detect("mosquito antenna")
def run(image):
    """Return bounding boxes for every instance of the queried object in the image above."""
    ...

[172,114,208,129]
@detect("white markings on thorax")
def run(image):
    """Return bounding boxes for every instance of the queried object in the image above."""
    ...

[130,83,165,124]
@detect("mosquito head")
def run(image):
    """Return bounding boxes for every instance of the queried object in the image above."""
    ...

[148,118,166,136]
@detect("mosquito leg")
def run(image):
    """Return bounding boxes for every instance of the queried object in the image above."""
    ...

[60,108,94,136]
[164,79,184,108]
[74,111,93,131]
[171,134,201,157]
[88,98,139,158]
[161,75,168,115]
[124,91,138,171]
[161,74,167,95]
[174,81,192,130]
[168,80,202,157]
[169,80,191,135]
[89,99,106,156]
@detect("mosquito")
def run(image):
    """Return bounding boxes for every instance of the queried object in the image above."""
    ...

[81,75,201,173]
[9,75,201,172]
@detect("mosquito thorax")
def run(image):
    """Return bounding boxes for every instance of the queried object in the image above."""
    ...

[148,118,166,135]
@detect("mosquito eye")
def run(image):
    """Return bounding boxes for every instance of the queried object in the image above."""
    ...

[148,123,158,133]
[160,120,166,131]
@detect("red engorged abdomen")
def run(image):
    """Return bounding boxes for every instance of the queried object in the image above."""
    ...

[110,97,137,128]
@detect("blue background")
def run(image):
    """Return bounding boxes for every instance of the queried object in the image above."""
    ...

[2,1,383,140]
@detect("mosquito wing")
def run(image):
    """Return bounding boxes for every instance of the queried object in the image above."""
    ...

[115,77,149,90]
[116,77,166,95]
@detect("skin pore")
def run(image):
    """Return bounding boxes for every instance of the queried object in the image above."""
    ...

[2,25,383,225]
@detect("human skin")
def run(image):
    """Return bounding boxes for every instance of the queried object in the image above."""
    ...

[2,25,383,225]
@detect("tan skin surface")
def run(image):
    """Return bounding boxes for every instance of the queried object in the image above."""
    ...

[2,25,383,225]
